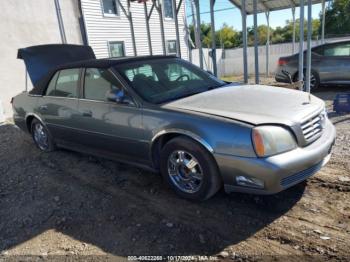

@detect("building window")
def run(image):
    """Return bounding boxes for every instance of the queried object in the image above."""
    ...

[163,0,174,19]
[101,0,119,16]
[108,41,125,57]
[167,40,177,55]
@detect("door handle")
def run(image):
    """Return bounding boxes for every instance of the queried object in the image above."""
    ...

[82,110,92,117]
[39,105,48,111]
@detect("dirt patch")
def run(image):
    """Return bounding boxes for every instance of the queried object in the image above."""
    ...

[0,88,349,261]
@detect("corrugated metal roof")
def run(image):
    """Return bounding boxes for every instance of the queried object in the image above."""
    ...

[229,0,329,14]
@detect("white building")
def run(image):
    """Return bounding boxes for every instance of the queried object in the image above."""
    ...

[0,0,84,121]
[80,0,189,59]
[0,0,189,120]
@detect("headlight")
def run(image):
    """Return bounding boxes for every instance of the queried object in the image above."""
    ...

[252,126,297,157]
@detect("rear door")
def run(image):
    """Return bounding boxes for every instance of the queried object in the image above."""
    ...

[37,68,82,144]
[76,68,148,163]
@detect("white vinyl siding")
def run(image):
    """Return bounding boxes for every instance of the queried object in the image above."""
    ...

[80,0,189,60]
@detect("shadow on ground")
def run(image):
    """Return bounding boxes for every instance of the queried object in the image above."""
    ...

[0,123,306,256]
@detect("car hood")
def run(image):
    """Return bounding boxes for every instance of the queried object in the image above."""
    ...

[163,84,325,125]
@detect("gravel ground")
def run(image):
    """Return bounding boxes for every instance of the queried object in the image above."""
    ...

[0,87,349,261]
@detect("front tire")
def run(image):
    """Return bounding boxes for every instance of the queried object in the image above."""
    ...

[160,136,221,201]
[31,118,55,152]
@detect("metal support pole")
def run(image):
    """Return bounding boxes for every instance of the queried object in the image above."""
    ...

[253,0,259,84]
[173,0,181,57]
[155,0,166,55]
[241,0,248,83]
[210,0,217,76]
[305,0,312,93]
[321,0,326,44]
[127,0,137,56]
[194,0,203,69]
[54,0,67,43]
[144,2,152,55]
[298,0,305,89]
[265,11,270,77]
[292,7,296,54]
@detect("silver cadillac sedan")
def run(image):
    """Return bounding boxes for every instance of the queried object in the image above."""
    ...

[12,44,336,200]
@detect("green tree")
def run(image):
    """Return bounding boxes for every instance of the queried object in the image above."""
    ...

[321,0,350,37]
[271,18,320,44]
[247,25,271,45]
[216,24,240,48]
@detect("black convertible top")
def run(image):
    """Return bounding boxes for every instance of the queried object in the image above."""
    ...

[17,44,174,95]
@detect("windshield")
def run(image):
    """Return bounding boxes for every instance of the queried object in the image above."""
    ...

[114,58,226,104]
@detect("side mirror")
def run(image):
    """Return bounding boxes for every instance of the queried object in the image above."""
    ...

[107,89,134,106]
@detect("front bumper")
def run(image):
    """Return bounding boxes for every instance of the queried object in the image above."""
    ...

[215,119,336,195]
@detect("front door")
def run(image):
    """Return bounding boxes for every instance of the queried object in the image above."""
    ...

[77,68,148,164]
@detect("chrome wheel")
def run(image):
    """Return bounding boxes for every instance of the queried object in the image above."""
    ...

[33,122,49,151]
[303,73,317,90]
[167,150,203,194]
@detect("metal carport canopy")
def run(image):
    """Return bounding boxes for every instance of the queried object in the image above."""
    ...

[229,0,328,14]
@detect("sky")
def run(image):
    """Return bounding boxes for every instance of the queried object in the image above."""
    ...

[186,0,323,30]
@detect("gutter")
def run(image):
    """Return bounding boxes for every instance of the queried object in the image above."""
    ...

[77,0,89,46]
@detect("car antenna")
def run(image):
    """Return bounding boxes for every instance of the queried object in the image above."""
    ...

[308,92,311,103]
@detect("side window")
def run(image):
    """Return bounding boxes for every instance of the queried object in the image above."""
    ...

[84,68,123,101]
[324,43,350,56]
[45,72,59,96]
[55,69,80,98]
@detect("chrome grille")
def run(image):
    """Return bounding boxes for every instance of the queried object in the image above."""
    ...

[301,112,324,144]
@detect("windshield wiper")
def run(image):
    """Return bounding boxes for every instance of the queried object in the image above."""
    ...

[162,91,204,103]
[207,83,227,90]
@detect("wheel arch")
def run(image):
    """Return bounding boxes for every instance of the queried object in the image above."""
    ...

[293,68,320,81]
[150,129,214,169]
[25,113,46,133]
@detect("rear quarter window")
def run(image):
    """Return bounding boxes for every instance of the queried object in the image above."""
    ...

[46,69,80,98]
[45,72,59,96]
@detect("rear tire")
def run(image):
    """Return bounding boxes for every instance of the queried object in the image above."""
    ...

[294,70,320,91]
[160,136,221,201]
[31,118,55,152]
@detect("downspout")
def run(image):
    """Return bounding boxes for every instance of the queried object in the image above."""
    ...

[173,0,182,57]
[77,0,89,45]
[144,1,153,55]
[54,0,67,44]
[156,0,166,55]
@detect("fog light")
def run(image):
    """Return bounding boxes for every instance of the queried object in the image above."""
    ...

[236,176,264,189]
